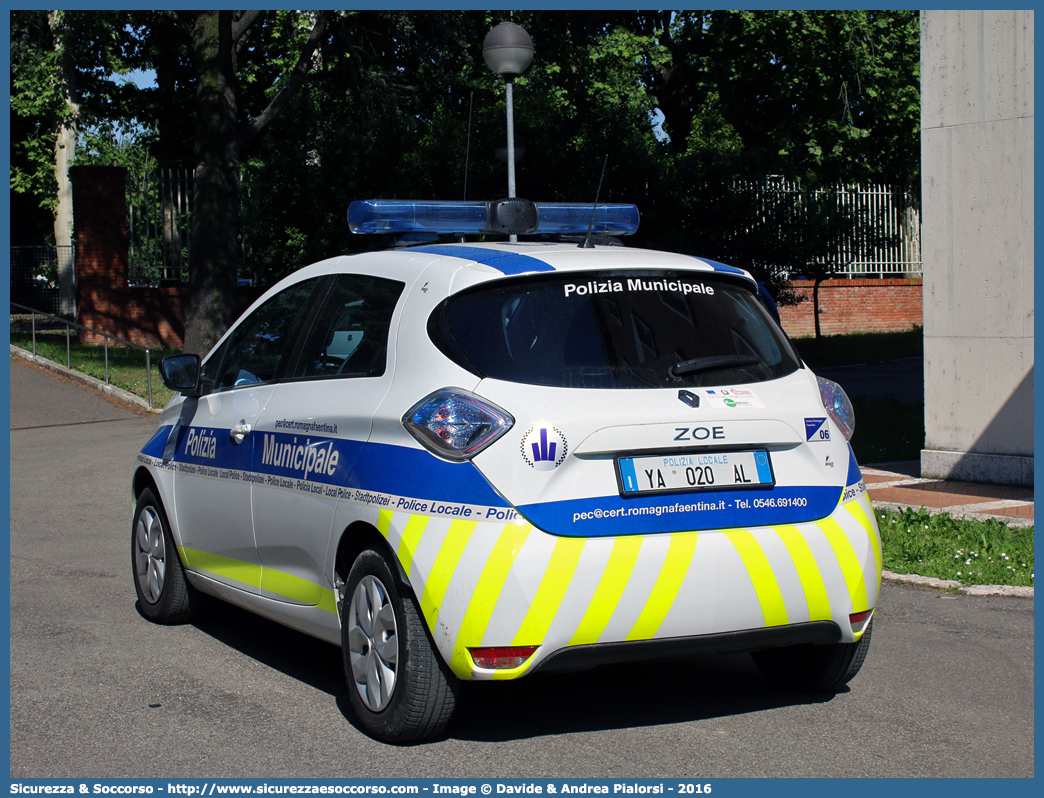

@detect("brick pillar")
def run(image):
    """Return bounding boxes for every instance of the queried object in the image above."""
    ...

[70,166,128,342]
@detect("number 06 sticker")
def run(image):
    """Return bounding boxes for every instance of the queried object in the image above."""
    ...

[805,417,831,442]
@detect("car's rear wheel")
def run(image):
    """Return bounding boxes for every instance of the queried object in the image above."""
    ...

[752,618,873,692]
[342,547,458,743]
[132,488,198,624]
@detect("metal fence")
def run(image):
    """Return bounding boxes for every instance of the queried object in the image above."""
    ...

[10,300,156,409]
[9,245,70,315]
[127,168,192,286]
[728,177,921,278]
[812,180,920,277]
[126,168,254,287]
[119,170,918,283]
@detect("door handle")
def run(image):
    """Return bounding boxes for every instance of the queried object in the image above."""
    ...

[230,421,252,445]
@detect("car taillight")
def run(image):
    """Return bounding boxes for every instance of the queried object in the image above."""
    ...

[817,376,855,441]
[469,646,538,670]
[849,609,873,634]
[403,388,514,461]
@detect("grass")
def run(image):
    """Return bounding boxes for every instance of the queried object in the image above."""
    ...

[10,329,177,408]
[877,506,1034,587]
[792,327,923,370]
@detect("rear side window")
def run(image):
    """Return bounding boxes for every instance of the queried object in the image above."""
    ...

[293,273,404,379]
[429,270,801,389]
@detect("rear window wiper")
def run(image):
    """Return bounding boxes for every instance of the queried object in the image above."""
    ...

[669,354,763,379]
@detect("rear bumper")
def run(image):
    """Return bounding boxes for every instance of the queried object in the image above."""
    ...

[534,621,842,674]
[378,486,881,681]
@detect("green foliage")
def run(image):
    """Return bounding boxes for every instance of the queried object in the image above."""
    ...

[75,120,157,173]
[10,12,64,215]
[10,9,921,294]
[878,508,1034,587]
[661,10,921,184]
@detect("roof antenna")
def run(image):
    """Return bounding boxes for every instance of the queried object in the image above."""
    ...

[580,154,609,248]
[463,91,474,201]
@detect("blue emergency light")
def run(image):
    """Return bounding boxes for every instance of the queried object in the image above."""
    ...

[347,198,639,237]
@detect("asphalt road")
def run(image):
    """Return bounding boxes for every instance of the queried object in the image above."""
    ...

[8,358,1033,778]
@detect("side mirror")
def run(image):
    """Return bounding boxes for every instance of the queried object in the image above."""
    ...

[159,354,202,396]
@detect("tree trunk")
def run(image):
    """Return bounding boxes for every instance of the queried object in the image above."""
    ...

[182,11,241,356]
[179,10,332,355]
[813,277,823,340]
[50,11,79,318]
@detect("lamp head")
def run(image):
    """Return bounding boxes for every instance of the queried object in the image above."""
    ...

[482,22,533,79]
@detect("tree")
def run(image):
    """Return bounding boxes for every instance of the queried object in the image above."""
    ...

[10,10,135,312]
[12,9,918,339]
[649,10,920,185]
[10,10,62,246]
[161,10,332,355]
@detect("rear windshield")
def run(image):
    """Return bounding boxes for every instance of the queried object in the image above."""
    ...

[428,270,801,389]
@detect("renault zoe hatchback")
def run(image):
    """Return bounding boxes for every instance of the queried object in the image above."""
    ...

[133,199,880,743]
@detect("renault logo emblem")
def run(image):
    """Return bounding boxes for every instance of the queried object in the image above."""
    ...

[678,389,699,408]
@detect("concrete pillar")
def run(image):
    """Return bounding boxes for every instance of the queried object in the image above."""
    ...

[920,10,1034,485]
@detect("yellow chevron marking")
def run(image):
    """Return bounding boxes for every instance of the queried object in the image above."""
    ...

[772,525,831,621]
[450,523,533,674]
[377,509,393,538]
[723,530,788,627]
[511,536,586,647]
[397,514,431,580]
[568,535,644,646]
[418,519,477,630]
[625,532,699,641]
[817,517,870,613]
[845,498,883,583]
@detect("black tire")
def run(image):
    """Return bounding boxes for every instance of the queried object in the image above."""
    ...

[342,547,459,743]
[752,619,873,692]
[132,488,198,624]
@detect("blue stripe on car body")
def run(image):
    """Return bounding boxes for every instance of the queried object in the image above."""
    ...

[143,425,850,536]
[410,245,555,275]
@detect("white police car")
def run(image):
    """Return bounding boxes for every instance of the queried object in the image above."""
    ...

[133,198,880,743]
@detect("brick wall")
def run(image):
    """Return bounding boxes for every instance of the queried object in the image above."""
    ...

[77,283,261,350]
[777,278,923,338]
[72,166,259,350]
[70,164,129,344]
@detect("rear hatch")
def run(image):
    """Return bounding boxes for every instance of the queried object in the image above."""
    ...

[429,267,852,535]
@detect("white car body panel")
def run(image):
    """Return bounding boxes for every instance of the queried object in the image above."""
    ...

[134,239,881,682]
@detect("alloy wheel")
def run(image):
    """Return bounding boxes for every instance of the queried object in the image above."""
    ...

[134,505,167,604]
[347,575,399,711]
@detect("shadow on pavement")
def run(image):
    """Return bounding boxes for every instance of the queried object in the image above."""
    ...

[185,595,835,744]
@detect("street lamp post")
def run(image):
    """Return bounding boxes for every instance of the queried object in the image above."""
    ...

[483,21,533,241]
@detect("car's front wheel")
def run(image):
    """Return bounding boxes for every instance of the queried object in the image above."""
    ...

[132,488,198,624]
[751,619,873,692]
[342,547,459,743]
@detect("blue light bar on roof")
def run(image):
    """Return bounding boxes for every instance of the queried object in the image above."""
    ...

[537,203,640,236]
[347,199,639,236]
